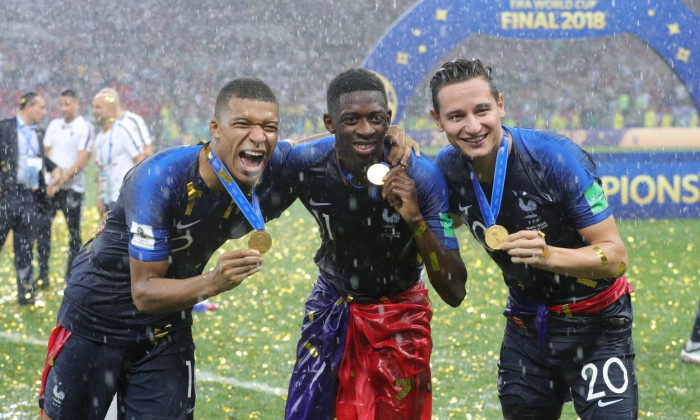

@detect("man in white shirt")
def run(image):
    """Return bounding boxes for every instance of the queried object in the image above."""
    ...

[92,90,145,216]
[98,87,153,156]
[35,90,95,287]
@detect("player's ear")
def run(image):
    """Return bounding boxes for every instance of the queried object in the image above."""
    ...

[430,109,444,132]
[323,113,335,134]
[209,118,220,139]
[497,93,506,118]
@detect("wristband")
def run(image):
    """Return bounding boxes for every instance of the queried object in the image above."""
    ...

[414,221,428,238]
[592,246,608,266]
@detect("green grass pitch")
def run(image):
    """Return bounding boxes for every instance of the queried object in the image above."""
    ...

[1,160,698,419]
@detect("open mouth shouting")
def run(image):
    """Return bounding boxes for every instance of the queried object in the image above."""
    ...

[240,149,266,173]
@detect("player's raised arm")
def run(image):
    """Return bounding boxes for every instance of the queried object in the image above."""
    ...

[383,165,467,307]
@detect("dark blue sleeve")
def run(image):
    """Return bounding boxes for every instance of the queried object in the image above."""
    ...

[123,147,197,261]
[259,136,334,221]
[410,154,459,250]
[533,133,612,229]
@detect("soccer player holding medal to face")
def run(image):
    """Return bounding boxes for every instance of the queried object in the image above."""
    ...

[432,58,636,420]
[259,69,467,420]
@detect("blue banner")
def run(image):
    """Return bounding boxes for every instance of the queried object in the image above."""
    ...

[363,0,700,122]
[593,151,700,219]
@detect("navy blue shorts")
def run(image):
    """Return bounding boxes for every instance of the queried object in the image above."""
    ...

[40,326,196,420]
[498,298,638,420]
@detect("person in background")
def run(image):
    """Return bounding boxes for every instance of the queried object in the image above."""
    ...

[99,87,153,156]
[92,89,145,216]
[261,68,467,420]
[681,299,700,364]
[431,58,637,420]
[0,92,59,305]
[34,89,94,288]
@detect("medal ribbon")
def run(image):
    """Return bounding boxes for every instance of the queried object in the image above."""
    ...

[466,131,509,227]
[207,144,265,231]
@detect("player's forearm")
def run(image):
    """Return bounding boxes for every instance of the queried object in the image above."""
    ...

[535,241,628,280]
[131,271,218,315]
[412,221,467,307]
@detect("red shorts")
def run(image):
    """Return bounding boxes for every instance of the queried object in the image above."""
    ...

[336,281,433,420]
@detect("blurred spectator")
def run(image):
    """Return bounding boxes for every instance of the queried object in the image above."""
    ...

[36,89,94,287]
[0,0,698,140]
[91,90,145,216]
[0,92,58,305]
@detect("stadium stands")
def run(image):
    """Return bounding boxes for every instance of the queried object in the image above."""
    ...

[1,0,698,148]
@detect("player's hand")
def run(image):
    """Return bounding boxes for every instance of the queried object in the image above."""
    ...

[382,166,422,224]
[95,211,109,235]
[97,199,106,217]
[386,125,420,167]
[501,229,549,265]
[47,184,59,198]
[209,249,264,293]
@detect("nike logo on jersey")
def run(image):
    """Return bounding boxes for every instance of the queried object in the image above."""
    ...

[458,203,471,213]
[309,198,331,206]
[176,219,201,229]
[597,398,623,407]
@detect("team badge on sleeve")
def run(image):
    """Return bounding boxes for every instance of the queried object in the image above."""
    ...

[584,182,609,215]
[130,221,156,249]
[440,213,456,237]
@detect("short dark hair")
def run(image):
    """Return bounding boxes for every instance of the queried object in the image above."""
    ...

[214,78,277,120]
[60,89,79,100]
[19,92,40,110]
[326,68,388,118]
[429,58,500,115]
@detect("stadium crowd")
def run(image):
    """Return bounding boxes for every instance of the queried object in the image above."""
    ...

[1,0,698,150]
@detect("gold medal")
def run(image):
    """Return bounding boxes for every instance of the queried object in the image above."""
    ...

[367,163,390,185]
[248,230,272,254]
[485,225,509,250]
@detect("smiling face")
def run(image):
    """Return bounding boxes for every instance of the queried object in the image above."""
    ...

[325,90,391,176]
[431,76,506,166]
[209,96,279,188]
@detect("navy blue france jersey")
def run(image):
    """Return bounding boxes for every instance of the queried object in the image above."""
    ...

[58,143,291,345]
[436,126,614,305]
[260,135,458,300]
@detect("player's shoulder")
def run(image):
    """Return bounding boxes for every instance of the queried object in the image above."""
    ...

[129,145,200,186]
[143,144,199,169]
[511,126,596,181]
[287,134,334,166]
[435,144,462,165]
[408,153,448,190]
[511,126,582,159]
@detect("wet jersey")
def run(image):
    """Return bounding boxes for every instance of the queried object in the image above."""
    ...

[261,135,457,300]
[58,142,291,345]
[436,126,614,305]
